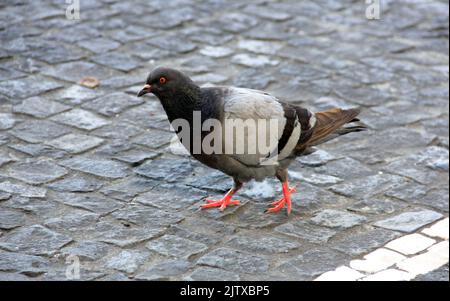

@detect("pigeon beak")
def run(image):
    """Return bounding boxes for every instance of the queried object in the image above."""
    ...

[137,84,152,97]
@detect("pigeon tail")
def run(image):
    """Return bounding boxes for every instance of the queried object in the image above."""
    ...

[306,108,367,146]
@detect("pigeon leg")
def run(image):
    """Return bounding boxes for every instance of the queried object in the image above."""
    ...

[201,180,242,211]
[266,169,296,215]
[266,182,296,215]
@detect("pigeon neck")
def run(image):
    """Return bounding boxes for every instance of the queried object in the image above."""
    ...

[159,84,201,124]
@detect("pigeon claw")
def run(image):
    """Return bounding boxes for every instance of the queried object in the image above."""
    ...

[266,184,296,215]
[201,199,240,211]
[201,188,240,211]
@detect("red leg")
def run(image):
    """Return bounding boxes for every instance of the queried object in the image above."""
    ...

[266,182,296,215]
[201,185,241,212]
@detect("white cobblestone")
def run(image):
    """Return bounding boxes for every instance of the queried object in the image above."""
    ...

[350,248,406,273]
[360,269,413,281]
[396,241,449,277]
[422,218,449,240]
[315,266,365,281]
[385,233,436,255]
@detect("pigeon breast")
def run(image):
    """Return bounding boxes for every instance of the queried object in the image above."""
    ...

[220,87,301,167]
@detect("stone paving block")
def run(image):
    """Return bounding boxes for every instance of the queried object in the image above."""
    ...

[166,218,235,246]
[329,174,408,200]
[422,218,449,240]
[112,204,184,227]
[92,221,164,248]
[0,251,49,276]
[231,54,279,68]
[374,210,444,233]
[385,233,436,255]
[134,157,192,182]
[44,210,99,232]
[42,61,121,83]
[414,264,449,281]
[81,92,143,117]
[383,147,449,185]
[275,220,337,244]
[136,260,193,280]
[212,12,259,33]
[197,248,269,274]
[276,249,349,280]
[8,143,67,158]
[0,75,62,99]
[0,191,11,201]
[53,84,103,105]
[199,46,234,58]
[77,37,121,54]
[361,269,413,281]
[7,160,68,184]
[106,250,150,274]
[54,192,123,215]
[131,129,173,149]
[0,113,16,130]
[13,96,70,118]
[0,208,26,230]
[185,267,240,281]
[47,174,104,193]
[415,188,449,212]
[92,122,142,140]
[350,248,406,273]
[0,272,32,281]
[0,151,15,167]
[397,241,449,277]
[99,176,158,201]
[51,108,109,131]
[91,52,140,72]
[226,235,300,254]
[61,241,110,261]
[0,225,72,256]
[2,197,58,218]
[314,266,364,281]
[238,70,277,90]
[243,5,292,21]
[289,171,343,186]
[47,133,104,154]
[0,181,47,198]
[43,268,106,281]
[310,209,367,230]
[60,157,129,179]
[331,228,401,256]
[113,149,159,165]
[10,120,71,143]
[347,196,405,215]
[146,235,208,259]
[237,39,284,55]
[136,184,206,210]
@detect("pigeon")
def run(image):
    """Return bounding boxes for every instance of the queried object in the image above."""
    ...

[138,67,366,215]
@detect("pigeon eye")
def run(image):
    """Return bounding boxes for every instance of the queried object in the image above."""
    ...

[159,77,167,84]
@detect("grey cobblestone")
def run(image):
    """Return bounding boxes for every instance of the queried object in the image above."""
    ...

[0,225,72,256]
[0,251,49,277]
[136,259,193,280]
[311,209,367,230]
[373,210,444,233]
[47,134,104,154]
[146,235,208,259]
[0,0,447,281]
[197,248,269,274]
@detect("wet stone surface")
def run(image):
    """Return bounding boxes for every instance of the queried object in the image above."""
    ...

[0,0,447,281]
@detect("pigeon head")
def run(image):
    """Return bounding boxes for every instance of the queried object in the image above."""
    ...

[137,67,198,100]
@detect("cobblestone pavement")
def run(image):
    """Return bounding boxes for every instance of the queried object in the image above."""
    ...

[0,0,448,281]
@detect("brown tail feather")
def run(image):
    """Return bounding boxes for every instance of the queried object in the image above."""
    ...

[307,108,365,146]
